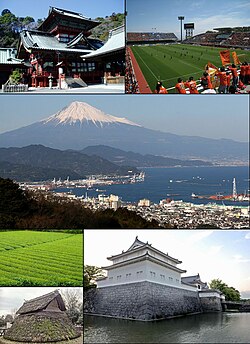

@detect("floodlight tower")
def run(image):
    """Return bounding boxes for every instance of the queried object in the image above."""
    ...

[178,16,185,42]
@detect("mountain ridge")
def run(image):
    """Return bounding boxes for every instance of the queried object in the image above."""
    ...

[0,102,248,162]
[0,145,137,181]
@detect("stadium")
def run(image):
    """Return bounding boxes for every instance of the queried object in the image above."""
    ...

[126,26,250,94]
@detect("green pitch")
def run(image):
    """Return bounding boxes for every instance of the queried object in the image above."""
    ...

[0,231,83,286]
[131,44,250,93]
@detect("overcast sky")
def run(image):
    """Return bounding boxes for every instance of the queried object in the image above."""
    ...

[84,230,250,299]
[0,0,124,20]
[127,0,250,38]
[0,95,248,142]
[0,287,83,316]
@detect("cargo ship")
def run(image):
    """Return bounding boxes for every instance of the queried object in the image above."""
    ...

[191,178,250,202]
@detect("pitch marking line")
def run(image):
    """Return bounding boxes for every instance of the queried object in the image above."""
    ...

[133,48,159,81]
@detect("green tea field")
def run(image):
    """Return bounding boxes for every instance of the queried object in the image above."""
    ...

[131,44,250,92]
[0,231,83,286]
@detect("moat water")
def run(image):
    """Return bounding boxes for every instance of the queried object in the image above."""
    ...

[84,313,250,343]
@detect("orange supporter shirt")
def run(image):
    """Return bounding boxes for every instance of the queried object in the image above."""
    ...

[189,80,199,94]
[175,82,186,94]
[226,74,231,86]
[229,67,238,78]
[240,65,246,76]
[217,72,227,86]
[246,65,250,76]
[159,86,168,94]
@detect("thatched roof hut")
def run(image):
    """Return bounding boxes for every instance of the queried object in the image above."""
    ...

[4,290,81,343]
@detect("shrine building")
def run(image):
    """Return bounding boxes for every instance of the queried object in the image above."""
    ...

[16,7,113,87]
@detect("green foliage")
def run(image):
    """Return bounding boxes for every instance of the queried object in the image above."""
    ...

[9,69,22,84]
[0,9,40,48]
[209,278,241,301]
[0,231,83,286]
[84,265,105,288]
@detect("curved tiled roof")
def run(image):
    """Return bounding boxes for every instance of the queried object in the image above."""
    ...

[20,30,93,53]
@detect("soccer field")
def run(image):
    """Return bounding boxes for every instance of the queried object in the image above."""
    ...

[0,231,83,286]
[131,44,250,93]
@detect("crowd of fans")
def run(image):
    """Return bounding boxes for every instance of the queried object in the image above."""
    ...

[184,32,250,48]
[125,50,139,93]
[127,32,177,43]
[223,32,250,47]
[154,62,250,94]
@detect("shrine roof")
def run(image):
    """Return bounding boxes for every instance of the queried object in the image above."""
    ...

[82,25,125,59]
[38,7,100,32]
[0,48,23,64]
[49,7,99,23]
[20,30,93,54]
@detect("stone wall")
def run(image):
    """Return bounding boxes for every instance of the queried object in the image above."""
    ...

[84,281,202,321]
[199,296,222,312]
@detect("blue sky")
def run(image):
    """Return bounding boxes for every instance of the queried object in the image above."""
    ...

[0,95,248,142]
[127,0,250,38]
[84,230,250,298]
[0,0,124,20]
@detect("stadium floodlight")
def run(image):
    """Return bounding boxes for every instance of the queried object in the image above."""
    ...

[178,16,185,42]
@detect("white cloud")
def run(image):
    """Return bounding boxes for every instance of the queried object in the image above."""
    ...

[245,232,250,239]
[192,14,250,35]
[233,254,250,263]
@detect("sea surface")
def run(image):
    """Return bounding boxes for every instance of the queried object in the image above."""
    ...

[60,166,249,206]
[84,313,250,343]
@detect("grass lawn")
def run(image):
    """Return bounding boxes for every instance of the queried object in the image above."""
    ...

[0,230,83,286]
[131,44,250,92]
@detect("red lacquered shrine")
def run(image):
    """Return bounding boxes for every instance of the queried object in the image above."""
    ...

[17,7,104,87]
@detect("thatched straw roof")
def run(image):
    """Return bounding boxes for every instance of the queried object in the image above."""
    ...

[17,290,66,315]
[4,291,81,343]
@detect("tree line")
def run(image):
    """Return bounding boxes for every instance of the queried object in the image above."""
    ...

[0,9,43,47]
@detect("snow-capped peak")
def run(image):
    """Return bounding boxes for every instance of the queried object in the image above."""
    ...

[42,101,141,128]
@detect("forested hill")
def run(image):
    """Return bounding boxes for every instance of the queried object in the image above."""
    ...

[0,9,124,48]
[0,9,41,47]
[91,13,124,41]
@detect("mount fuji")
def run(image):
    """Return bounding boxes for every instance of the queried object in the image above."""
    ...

[0,101,248,162]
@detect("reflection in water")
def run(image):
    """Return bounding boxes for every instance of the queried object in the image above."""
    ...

[84,313,250,343]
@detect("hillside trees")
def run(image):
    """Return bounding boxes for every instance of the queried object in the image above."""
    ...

[84,265,105,288]
[209,279,241,301]
[0,178,161,229]
[0,9,42,47]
